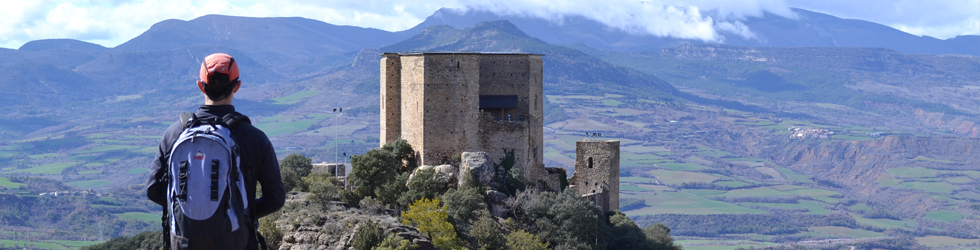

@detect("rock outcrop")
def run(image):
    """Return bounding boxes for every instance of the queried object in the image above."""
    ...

[459,152,496,187]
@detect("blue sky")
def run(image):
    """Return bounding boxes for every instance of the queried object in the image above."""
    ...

[1,0,977,49]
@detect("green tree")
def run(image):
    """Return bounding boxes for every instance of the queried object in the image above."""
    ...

[351,149,397,198]
[441,186,487,227]
[523,189,605,249]
[373,234,418,250]
[505,230,549,250]
[303,172,341,205]
[401,198,462,250]
[470,211,505,250]
[280,153,313,191]
[398,168,449,209]
[643,223,681,250]
[378,172,410,207]
[353,220,385,250]
[382,139,417,173]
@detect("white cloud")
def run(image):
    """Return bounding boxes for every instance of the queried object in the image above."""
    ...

[785,0,980,39]
[0,0,975,49]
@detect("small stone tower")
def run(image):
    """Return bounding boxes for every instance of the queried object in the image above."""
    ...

[568,139,620,212]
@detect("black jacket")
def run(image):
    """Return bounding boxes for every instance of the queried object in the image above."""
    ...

[145,105,286,219]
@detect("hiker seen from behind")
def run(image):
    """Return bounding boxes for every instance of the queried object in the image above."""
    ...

[146,53,286,250]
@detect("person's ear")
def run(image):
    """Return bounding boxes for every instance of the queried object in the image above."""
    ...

[197,81,207,94]
[231,80,241,93]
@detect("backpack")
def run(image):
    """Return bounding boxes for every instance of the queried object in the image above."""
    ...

[164,112,251,250]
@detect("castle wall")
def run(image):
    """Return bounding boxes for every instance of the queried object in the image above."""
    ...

[399,55,426,159]
[570,140,620,211]
[380,54,402,145]
[418,54,481,164]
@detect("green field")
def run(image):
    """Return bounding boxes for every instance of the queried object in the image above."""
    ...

[894,181,959,194]
[52,240,102,248]
[78,170,101,175]
[77,145,141,154]
[915,236,980,248]
[785,188,841,203]
[887,167,939,178]
[9,162,78,175]
[648,170,718,185]
[853,215,918,230]
[622,190,766,215]
[126,168,150,175]
[621,176,659,184]
[0,177,24,189]
[713,180,754,188]
[67,180,112,189]
[620,184,647,192]
[256,119,317,137]
[602,99,623,106]
[28,153,58,159]
[271,90,321,105]
[773,166,813,184]
[945,176,973,184]
[924,211,970,222]
[877,174,898,187]
[718,187,794,198]
[0,239,68,249]
[116,212,159,223]
[657,162,708,171]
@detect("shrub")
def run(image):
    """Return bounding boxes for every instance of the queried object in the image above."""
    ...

[643,223,681,250]
[401,198,462,249]
[303,172,341,205]
[279,153,313,191]
[470,211,505,250]
[374,234,419,250]
[382,139,417,173]
[397,168,448,209]
[523,189,604,249]
[352,220,384,250]
[351,149,397,198]
[258,212,283,250]
[442,186,487,226]
[505,230,549,250]
[340,190,363,207]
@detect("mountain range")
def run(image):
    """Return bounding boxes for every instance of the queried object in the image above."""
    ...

[1,7,979,249]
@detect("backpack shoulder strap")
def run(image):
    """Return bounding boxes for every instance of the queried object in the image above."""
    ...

[178,112,197,129]
[221,112,251,127]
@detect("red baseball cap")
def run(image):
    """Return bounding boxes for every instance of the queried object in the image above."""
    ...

[199,53,239,84]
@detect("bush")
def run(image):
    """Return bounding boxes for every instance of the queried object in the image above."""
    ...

[523,188,605,249]
[359,196,386,214]
[303,172,341,205]
[470,211,506,250]
[619,197,646,211]
[352,220,384,250]
[258,212,283,250]
[378,172,410,208]
[80,230,163,250]
[382,139,417,173]
[401,198,462,249]
[643,223,681,250]
[351,149,397,198]
[505,230,550,250]
[398,168,448,209]
[374,234,419,250]
[280,153,313,191]
[340,190,363,207]
[442,186,487,227]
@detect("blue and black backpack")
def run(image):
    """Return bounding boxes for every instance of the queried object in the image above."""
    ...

[163,112,251,250]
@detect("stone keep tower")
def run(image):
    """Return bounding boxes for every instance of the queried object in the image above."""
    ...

[380,52,547,186]
[569,139,620,212]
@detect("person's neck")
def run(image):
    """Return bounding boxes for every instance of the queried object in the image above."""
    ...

[204,98,233,106]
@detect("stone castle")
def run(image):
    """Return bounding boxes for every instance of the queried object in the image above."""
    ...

[379,52,619,211]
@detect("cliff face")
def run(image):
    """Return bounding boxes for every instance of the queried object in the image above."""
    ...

[766,135,980,215]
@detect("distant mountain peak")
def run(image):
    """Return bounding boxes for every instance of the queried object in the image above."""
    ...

[19,39,106,53]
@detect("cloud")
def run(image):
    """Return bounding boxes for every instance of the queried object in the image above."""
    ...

[785,0,980,39]
[457,0,796,42]
[0,0,975,49]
